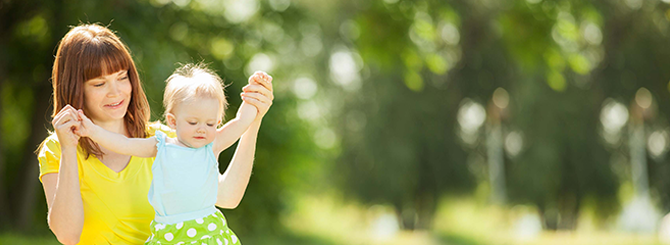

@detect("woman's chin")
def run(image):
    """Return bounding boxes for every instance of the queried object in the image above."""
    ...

[93,110,128,122]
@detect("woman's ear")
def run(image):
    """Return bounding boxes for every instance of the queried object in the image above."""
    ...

[166,113,177,129]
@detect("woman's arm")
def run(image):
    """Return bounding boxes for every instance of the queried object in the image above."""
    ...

[215,71,273,208]
[77,110,157,158]
[43,105,84,245]
[215,120,260,208]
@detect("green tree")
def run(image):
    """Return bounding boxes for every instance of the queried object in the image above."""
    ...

[0,0,323,237]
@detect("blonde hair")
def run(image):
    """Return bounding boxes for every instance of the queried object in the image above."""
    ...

[163,63,228,122]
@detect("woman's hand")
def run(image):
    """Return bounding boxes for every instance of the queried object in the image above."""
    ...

[52,105,82,150]
[242,71,274,122]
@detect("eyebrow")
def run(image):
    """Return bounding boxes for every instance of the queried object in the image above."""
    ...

[87,70,128,82]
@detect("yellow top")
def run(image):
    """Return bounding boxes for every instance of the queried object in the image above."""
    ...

[38,123,176,245]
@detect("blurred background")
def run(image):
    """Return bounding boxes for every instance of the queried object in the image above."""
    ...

[3,0,670,244]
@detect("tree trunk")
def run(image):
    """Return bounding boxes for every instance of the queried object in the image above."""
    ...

[0,80,9,228]
[13,0,65,231]
[557,194,580,230]
[539,205,559,230]
[415,193,436,230]
[16,86,51,231]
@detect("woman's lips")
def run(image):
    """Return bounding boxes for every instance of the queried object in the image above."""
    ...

[105,100,124,109]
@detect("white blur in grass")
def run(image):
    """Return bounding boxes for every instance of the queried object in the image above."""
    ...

[223,0,259,23]
[297,100,320,121]
[635,88,652,109]
[329,49,363,91]
[314,127,337,149]
[648,130,668,158]
[292,77,318,100]
[492,88,509,109]
[245,53,275,76]
[514,213,542,241]
[600,99,628,145]
[617,195,660,233]
[457,99,486,146]
[505,131,523,157]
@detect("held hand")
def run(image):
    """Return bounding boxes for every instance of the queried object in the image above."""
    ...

[248,71,271,86]
[237,101,258,122]
[243,71,274,121]
[74,110,96,138]
[51,105,82,149]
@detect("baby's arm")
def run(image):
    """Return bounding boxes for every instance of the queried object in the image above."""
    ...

[76,110,158,158]
[212,102,257,155]
[212,72,269,154]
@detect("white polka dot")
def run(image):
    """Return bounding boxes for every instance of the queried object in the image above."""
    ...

[224,238,229,245]
[232,235,238,244]
[202,243,207,245]
[196,218,204,224]
[164,233,174,241]
[216,238,223,245]
[221,218,226,226]
[220,230,224,235]
[208,223,217,231]
[176,242,184,245]
[187,228,197,237]
[176,222,184,229]
[201,235,211,240]
[155,223,166,231]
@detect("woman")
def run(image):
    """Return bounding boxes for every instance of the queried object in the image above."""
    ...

[37,24,273,244]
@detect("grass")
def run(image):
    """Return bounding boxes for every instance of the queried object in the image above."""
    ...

[2,191,666,245]
[0,232,60,245]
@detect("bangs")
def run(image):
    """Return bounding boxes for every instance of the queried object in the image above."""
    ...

[81,38,132,81]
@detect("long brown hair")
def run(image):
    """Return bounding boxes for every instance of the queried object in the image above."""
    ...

[47,23,150,159]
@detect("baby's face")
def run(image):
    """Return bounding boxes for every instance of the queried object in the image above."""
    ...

[170,97,221,148]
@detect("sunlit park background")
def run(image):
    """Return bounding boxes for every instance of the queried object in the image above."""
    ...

[7,0,670,244]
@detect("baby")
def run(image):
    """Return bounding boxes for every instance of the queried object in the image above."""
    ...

[77,63,271,245]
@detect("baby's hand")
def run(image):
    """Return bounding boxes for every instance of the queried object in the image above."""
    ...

[248,71,272,85]
[75,109,97,138]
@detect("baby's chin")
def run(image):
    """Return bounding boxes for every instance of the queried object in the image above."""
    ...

[188,139,214,148]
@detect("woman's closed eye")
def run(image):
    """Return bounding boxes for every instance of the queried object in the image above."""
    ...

[188,122,197,125]
[94,82,105,87]
[207,123,215,127]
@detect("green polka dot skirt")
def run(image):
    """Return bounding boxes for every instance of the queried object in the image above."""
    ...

[145,210,240,245]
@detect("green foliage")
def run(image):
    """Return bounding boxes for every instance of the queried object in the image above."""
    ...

[5,0,670,238]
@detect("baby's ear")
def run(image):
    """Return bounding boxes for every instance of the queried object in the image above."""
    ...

[166,113,177,129]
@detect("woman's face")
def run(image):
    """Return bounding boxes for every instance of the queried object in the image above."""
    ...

[83,69,132,124]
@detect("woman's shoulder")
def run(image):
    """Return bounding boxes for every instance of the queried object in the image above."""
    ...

[38,133,61,155]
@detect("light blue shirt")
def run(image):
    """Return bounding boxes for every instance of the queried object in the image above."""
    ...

[148,131,219,224]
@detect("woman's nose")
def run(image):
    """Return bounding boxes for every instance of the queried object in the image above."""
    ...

[107,81,121,97]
